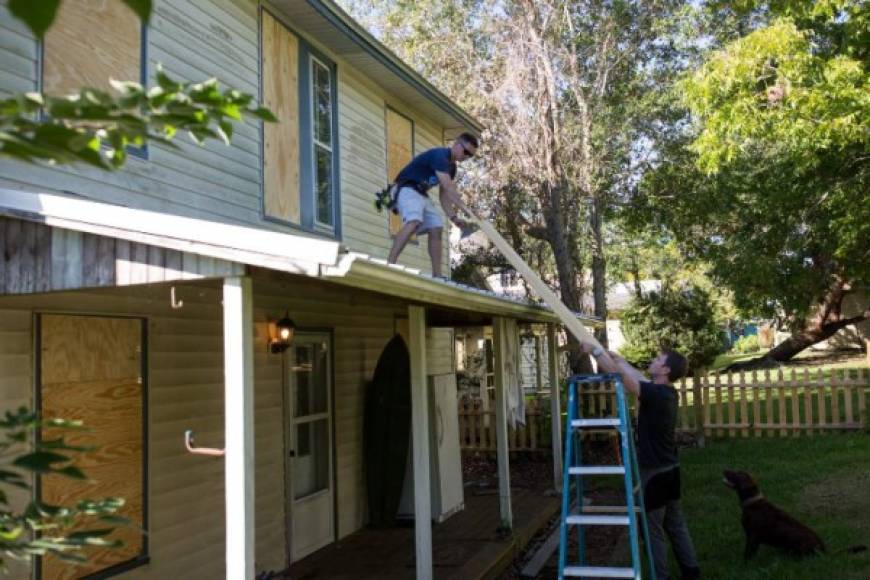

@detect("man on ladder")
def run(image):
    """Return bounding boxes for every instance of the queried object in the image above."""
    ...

[578,341,702,580]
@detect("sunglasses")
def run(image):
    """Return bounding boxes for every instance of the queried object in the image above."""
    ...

[461,144,475,158]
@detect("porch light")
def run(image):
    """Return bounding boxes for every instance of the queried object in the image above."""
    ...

[269,312,296,353]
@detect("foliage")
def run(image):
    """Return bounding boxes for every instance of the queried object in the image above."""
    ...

[0,407,126,570]
[0,71,276,170]
[634,0,868,358]
[619,285,725,370]
[2,0,276,171]
[732,334,761,354]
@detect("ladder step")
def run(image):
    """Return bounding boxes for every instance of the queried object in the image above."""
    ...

[582,505,642,514]
[572,418,621,428]
[563,565,637,578]
[569,466,625,476]
[566,515,631,526]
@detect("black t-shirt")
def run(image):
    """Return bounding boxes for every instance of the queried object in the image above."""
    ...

[637,381,679,469]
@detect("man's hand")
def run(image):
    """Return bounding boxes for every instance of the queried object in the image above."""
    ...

[579,341,599,355]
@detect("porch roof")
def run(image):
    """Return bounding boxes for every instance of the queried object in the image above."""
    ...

[0,189,601,326]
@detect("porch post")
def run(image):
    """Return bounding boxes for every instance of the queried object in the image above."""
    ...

[408,305,433,580]
[547,323,563,492]
[492,317,513,527]
[223,276,255,579]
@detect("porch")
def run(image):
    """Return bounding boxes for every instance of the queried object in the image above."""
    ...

[285,487,559,580]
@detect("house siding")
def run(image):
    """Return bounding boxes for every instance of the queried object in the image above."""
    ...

[0,272,413,577]
[0,0,453,276]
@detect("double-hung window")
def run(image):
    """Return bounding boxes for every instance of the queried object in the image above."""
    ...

[262,10,340,236]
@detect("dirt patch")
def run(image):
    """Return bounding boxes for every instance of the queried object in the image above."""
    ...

[798,469,870,537]
[789,348,866,368]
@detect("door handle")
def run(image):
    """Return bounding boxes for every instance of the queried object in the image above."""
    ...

[289,449,296,458]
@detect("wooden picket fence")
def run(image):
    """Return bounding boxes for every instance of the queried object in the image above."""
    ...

[572,367,869,439]
[457,368,869,451]
[458,396,550,453]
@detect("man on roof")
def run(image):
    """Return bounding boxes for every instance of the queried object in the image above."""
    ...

[387,132,479,278]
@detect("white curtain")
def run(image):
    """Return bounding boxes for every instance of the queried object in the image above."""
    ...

[502,319,525,427]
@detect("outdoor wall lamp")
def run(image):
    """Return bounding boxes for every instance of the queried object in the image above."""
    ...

[269,311,296,354]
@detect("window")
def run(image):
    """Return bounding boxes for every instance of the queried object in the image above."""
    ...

[42,0,146,157]
[385,108,414,236]
[311,57,334,228]
[261,10,339,235]
[38,314,147,578]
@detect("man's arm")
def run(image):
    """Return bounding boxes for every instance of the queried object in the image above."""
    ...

[436,171,478,223]
[578,341,646,396]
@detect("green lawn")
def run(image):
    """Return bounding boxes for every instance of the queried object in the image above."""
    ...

[676,434,870,579]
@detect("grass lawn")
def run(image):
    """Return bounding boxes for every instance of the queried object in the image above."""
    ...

[677,433,870,579]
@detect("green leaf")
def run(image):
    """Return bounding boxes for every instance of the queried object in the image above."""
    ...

[120,0,152,23]
[250,107,278,123]
[13,451,70,473]
[53,465,87,480]
[8,0,62,38]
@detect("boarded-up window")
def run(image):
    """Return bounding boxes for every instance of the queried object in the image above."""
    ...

[385,108,414,236]
[42,0,142,96]
[39,314,145,579]
[262,10,301,223]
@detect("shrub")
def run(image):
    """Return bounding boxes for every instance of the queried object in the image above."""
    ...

[732,334,760,354]
[619,285,726,372]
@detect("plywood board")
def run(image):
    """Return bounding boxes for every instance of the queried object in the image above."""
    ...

[40,314,144,580]
[385,109,413,236]
[43,0,140,96]
[262,11,301,223]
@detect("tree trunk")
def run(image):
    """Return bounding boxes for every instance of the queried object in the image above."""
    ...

[590,195,608,347]
[735,279,868,367]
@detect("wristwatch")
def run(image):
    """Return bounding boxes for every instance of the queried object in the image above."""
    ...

[591,346,604,358]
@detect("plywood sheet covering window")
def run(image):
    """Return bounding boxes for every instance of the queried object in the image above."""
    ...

[43,0,141,96]
[263,11,301,223]
[385,109,413,236]
[40,314,144,580]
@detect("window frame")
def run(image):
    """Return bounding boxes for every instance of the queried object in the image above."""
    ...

[37,15,149,161]
[259,8,341,239]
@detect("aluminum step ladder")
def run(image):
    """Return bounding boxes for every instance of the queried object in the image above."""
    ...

[557,373,655,580]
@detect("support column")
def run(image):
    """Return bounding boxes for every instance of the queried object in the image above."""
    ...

[492,317,513,527]
[547,323,563,492]
[408,305,432,580]
[223,276,255,580]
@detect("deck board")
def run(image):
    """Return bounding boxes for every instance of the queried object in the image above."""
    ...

[284,487,559,580]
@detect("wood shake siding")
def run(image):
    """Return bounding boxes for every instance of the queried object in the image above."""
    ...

[0,273,412,577]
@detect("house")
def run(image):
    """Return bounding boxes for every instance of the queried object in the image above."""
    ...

[0,1,599,579]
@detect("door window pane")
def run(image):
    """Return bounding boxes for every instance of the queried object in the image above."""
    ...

[294,419,329,499]
[294,345,311,417]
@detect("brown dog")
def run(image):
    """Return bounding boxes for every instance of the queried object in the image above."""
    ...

[722,469,825,559]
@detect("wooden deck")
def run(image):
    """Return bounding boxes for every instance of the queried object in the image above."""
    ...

[284,487,559,580]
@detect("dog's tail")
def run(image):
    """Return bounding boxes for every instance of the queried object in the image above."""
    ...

[834,544,867,555]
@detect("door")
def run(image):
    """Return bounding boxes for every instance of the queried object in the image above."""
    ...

[286,333,334,561]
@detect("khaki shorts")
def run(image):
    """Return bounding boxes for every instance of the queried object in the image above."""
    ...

[395,187,444,234]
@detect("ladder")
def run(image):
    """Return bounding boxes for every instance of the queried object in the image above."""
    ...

[557,373,655,580]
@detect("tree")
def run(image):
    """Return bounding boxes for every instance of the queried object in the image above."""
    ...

[640,1,868,363]
[619,285,725,371]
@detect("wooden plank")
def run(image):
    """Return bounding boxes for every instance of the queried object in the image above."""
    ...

[858,369,867,430]
[831,369,841,429]
[408,305,432,580]
[492,317,513,526]
[4,218,22,294]
[844,370,854,425]
[803,369,813,436]
[727,373,736,438]
[752,371,761,437]
[766,370,775,437]
[0,218,6,292]
[715,374,723,438]
[43,0,140,96]
[262,10,300,223]
[40,314,143,580]
[34,221,52,292]
[739,371,749,437]
[791,371,800,436]
[385,108,413,236]
[223,277,256,580]
[779,370,788,436]
[81,232,99,287]
[817,369,827,432]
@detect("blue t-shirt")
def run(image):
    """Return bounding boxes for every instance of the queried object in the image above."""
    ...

[395,147,456,194]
